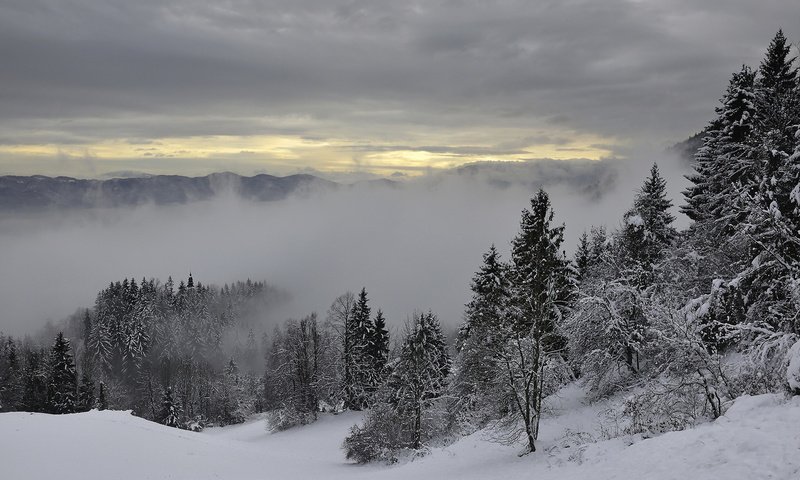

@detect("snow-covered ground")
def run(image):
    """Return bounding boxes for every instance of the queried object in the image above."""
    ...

[2,388,799,480]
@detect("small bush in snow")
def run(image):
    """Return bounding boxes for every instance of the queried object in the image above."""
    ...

[266,406,316,432]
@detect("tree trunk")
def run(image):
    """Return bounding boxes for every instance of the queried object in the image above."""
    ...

[413,402,422,449]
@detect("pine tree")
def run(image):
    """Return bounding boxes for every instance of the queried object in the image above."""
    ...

[509,189,574,341]
[389,311,450,449]
[47,332,78,414]
[344,311,449,462]
[20,348,48,412]
[574,232,591,283]
[218,358,244,425]
[347,288,375,409]
[621,163,676,273]
[683,66,757,228]
[160,387,180,427]
[754,30,800,229]
[0,339,22,411]
[77,372,95,412]
[367,310,390,390]
[462,190,575,452]
[96,381,108,410]
[502,189,574,453]
[452,245,511,428]
[457,245,510,349]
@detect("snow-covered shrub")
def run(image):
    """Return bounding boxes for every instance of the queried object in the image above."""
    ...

[343,399,447,464]
[343,403,407,464]
[265,406,316,432]
[184,416,206,432]
[621,380,712,436]
[727,332,798,396]
[786,340,800,395]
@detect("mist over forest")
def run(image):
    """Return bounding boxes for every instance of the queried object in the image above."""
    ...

[0,155,689,338]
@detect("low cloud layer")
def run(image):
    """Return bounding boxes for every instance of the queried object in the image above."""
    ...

[0,155,690,337]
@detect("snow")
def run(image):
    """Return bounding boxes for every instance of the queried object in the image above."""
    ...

[2,388,800,480]
[787,340,800,392]
[626,214,644,227]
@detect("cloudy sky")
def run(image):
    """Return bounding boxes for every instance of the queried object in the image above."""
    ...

[1,0,797,178]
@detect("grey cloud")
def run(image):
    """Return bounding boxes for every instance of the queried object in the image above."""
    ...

[1,0,798,158]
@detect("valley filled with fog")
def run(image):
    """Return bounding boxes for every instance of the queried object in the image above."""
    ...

[0,156,688,338]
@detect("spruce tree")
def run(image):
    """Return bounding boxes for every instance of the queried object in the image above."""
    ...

[367,310,390,389]
[683,66,757,228]
[574,232,591,284]
[504,189,574,453]
[76,368,95,412]
[754,30,800,219]
[160,387,180,427]
[457,245,510,350]
[20,348,48,412]
[96,381,108,410]
[510,189,574,341]
[0,339,22,411]
[390,311,450,449]
[452,245,511,427]
[621,164,676,277]
[347,288,374,409]
[47,332,78,414]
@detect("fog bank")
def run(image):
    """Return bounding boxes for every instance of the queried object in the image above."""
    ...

[0,156,690,337]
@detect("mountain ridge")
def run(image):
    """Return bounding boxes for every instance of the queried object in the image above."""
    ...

[0,172,350,210]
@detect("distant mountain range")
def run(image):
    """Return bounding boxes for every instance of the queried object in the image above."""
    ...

[1,149,695,211]
[0,172,343,211]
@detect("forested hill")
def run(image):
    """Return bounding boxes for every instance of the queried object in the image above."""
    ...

[0,172,340,210]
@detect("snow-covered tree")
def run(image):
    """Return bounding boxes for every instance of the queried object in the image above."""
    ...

[451,245,511,428]
[500,189,574,453]
[77,372,95,412]
[683,65,758,230]
[95,381,108,410]
[47,332,77,414]
[160,387,180,427]
[620,163,676,275]
[344,311,450,462]
[348,288,375,409]
[366,309,390,391]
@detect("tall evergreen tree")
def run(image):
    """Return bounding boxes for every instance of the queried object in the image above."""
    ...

[20,348,48,412]
[367,310,390,390]
[389,311,450,449]
[0,339,22,411]
[683,66,758,228]
[77,372,95,412]
[347,288,375,409]
[509,189,574,341]
[621,163,676,273]
[574,232,592,284]
[160,387,180,427]
[344,311,449,462]
[502,189,574,453]
[96,381,108,410]
[754,31,800,224]
[452,245,511,428]
[47,332,78,414]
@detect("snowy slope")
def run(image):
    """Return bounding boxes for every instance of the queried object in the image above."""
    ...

[2,391,799,480]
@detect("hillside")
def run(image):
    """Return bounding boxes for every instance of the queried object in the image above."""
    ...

[2,387,798,480]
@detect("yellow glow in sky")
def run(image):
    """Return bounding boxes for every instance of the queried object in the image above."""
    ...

[0,132,618,178]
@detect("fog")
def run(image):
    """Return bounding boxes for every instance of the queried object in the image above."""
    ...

[0,155,690,338]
